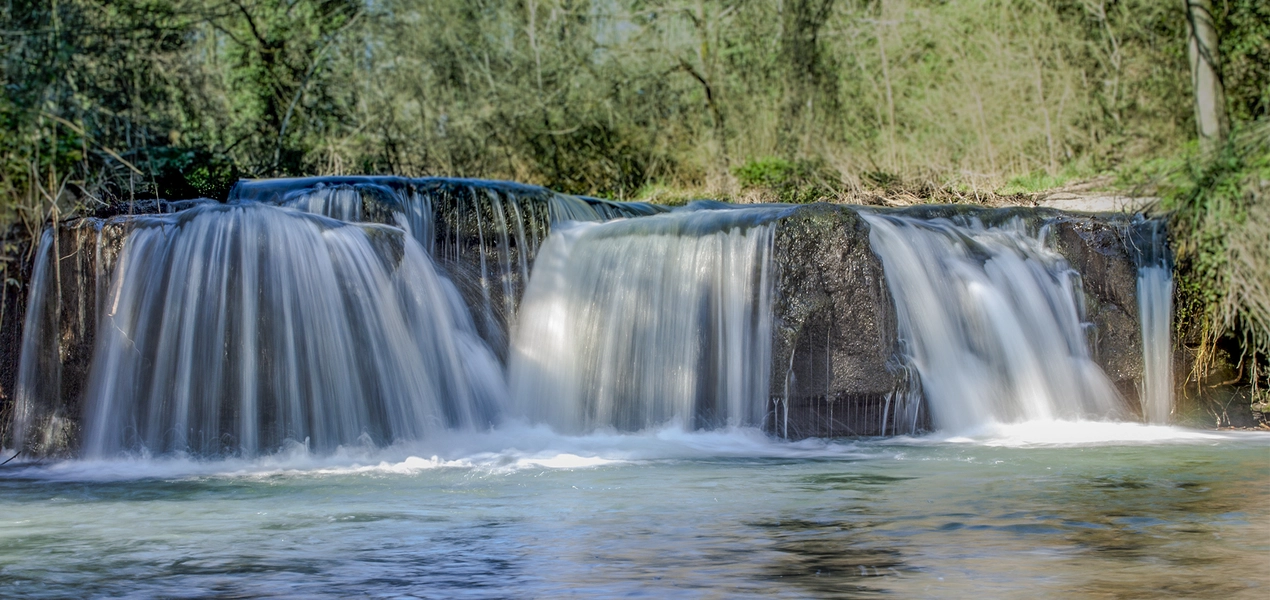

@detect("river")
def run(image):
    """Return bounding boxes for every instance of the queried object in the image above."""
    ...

[2,423,1266,598]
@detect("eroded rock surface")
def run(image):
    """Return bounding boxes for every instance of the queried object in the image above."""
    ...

[1052,215,1154,405]
[767,204,913,438]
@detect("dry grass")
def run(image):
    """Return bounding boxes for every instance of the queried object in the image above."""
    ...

[1219,173,1269,389]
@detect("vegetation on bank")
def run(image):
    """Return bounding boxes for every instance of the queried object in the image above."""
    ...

[1147,122,1269,408]
[1,1,1266,401]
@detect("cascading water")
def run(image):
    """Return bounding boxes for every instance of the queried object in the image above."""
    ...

[11,229,72,454]
[231,177,666,359]
[13,203,505,457]
[862,212,1126,432]
[1136,219,1174,424]
[508,208,781,433]
[4,175,1181,458]
[278,184,367,223]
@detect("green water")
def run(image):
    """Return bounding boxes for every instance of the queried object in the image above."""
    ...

[1,425,1267,598]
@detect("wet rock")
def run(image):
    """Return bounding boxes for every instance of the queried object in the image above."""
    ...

[0,234,33,449]
[767,204,913,438]
[4,207,409,456]
[1088,303,1144,402]
[8,219,119,456]
[1054,216,1141,322]
[766,205,1166,437]
[1,183,1185,449]
[1051,214,1166,406]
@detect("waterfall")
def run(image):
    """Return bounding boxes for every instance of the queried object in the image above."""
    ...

[232,177,665,360]
[862,212,1125,432]
[6,175,1180,455]
[279,184,365,222]
[11,229,68,454]
[1138,267,1173,423]
[15,203,505,457]
[508,209,780,433]
[1136,220,1174,424]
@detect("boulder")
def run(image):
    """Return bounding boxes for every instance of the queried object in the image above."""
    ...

[766,204,917,438]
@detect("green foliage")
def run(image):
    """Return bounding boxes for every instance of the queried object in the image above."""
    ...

[734,158,797,189]
[211,0,362,174]
[1214,0,1270,122]
[1152,120,1270,391]
[144,148,242,200]
[1000,171,1070,196]
[0,0,1266,227]
[997,161,1101,195]
[733,157,838,203]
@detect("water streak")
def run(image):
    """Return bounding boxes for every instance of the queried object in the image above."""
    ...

[509,209,780,432]
[237,177,665,359]
[1136,219,1174,424]
[11,229,65,453]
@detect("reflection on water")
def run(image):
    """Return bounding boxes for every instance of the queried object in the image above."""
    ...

[1,428,1267,598]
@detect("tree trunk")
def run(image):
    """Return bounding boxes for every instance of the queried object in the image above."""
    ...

[1185,0,1228,151]
[778,0,836,156]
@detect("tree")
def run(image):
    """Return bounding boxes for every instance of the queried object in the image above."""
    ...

[1185,0,1229,150]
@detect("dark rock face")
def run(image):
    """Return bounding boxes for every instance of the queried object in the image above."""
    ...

[1,200,210,450]
[766,204,917,438]
[423,180,555,360]
[0,234,34,451]
[763,205,1169,437]
[1052,215,1152,406]
[7,219,132,456]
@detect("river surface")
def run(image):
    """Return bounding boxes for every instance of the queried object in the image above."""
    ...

[2,422,1267,598]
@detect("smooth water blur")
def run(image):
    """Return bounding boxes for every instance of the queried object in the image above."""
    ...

[862,213,1126,432]
[2,425,1266,598]
[1138,266,1175,425]
[509,209,780,432]
[14,204,505,457]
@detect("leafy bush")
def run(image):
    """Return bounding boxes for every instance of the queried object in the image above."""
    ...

[733,157,839,203]
[0,0,1265,222]
[1157,120,1269,394]
[144,148,242,201]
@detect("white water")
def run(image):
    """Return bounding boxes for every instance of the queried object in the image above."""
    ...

[1137,264,1173,424]
[265,179,661,360]
[1138,266,1174,424]
[10,228,66,453]
[2,420,1243,483]
[11,192,1184,459]
[862,213,1125,433]
[509,209,781,433]
[4,190,1250,598]
[281,184,365,222]
[14,204,506,457]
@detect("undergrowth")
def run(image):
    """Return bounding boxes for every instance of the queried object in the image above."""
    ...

[1143,120,1270,399]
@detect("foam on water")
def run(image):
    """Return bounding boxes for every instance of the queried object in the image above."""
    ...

[891,419,1245,447]
[0,424,876,482]
[6,420,1259,484]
